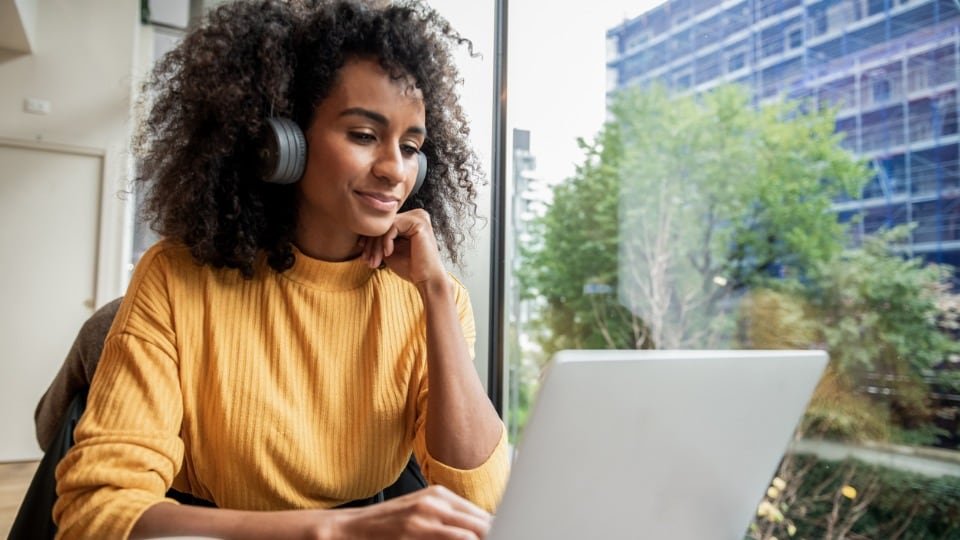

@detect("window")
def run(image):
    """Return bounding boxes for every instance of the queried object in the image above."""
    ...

[625,31,649,51]
[868,0,886,16]
[508,1,960,538]
[728,51,746,72]
[811,9,829,37]
[760,26,785,58]
[873,77,891,103]
[788,27,803,48]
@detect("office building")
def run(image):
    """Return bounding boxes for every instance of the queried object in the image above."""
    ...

[606,0,960,265]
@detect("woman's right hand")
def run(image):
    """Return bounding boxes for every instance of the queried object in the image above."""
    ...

[331,485,492,540]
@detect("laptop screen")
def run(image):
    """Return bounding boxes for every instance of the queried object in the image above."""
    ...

[489,349,827,540]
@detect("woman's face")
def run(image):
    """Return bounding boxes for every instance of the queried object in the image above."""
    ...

[295,57,426,261]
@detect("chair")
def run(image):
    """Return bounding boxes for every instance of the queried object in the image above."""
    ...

[8,391,86,540]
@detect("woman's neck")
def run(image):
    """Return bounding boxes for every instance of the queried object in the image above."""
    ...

[293,223,362,262]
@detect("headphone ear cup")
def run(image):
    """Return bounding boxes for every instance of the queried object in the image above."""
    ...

[411,152,428,197]
[260,118,306,184]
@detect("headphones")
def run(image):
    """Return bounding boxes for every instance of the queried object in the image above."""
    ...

[259,117,428,197]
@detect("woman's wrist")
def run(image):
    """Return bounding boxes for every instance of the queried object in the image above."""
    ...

[415,273,452,299]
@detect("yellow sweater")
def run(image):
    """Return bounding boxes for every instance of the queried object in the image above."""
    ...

[54,240,509,539]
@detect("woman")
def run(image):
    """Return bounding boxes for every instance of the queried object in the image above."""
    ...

[53,1,509,538]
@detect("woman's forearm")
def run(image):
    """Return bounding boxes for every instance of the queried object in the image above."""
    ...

[131,502,337,540]
[131,487,490,540]
[418,277,504,469]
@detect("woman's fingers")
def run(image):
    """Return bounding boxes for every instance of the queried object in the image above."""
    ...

[361,209,447,283]
[338,485,492,540]
[362,235,381,268]
[408,486,491,538]
[382,225,398,258]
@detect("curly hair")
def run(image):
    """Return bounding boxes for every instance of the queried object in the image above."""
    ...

[133,0,484,277]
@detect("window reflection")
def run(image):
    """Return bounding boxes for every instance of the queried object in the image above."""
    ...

[509,0,960,537]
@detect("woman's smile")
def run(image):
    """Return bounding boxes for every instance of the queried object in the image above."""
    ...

[355,189,401,212]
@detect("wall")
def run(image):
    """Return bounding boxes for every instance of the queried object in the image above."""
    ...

[0,0,143,459]
[0,0,143,306]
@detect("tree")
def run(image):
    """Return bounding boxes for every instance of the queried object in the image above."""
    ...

[517,120,650,357]
[520,83,869,351]
[801,227,960,442]
[738,226,960,443]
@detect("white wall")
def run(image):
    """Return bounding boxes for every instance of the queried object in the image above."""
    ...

[0,0,143,306]
[0,0,143,458]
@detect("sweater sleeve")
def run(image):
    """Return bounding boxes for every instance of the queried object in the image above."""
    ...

[412,276,511,513]
[53,246,185,539]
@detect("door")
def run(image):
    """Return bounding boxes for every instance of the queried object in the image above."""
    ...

[0,142,101,461]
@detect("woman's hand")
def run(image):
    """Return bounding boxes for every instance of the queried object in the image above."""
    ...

[360,209,446,285]
[334,485,492,539]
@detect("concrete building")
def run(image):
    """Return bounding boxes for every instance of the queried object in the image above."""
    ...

[606,0,960,266]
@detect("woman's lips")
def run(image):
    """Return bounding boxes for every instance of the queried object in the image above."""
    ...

[356,190,400,211]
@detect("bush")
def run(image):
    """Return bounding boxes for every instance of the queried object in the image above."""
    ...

[748,453,960,539]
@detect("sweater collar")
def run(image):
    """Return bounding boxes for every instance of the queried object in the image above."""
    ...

[282,245,375,291]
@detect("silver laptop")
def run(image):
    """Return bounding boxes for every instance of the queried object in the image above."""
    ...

[489,349,828,540]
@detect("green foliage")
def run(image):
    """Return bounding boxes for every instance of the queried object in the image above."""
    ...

[738,288,819,349]
[799,227,960,439]
[519,81,959,447]
[748,454,960,539]
[800,367,893,442]
[517,124,648,355]
[737,228,960,443]
[520,82,870,351]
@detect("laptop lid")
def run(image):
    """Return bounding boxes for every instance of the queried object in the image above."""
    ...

[488,349,828,540]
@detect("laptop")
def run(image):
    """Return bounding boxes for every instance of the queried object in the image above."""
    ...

[488,349,828,540]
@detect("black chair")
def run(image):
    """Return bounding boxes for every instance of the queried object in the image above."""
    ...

[9,391,86,540]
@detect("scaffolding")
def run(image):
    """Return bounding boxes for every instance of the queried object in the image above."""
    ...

[607,0,960,266]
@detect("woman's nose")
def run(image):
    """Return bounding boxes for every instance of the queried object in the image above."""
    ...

[372,146,406,185]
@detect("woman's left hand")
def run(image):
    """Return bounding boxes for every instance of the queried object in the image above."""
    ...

[361,209,446,285]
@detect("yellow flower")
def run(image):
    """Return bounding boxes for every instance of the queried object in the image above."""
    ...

[756,500,784,522]
[772,477,787,490]
[787,523,798,537]
[841,485,857,499]
[767,486,780,499]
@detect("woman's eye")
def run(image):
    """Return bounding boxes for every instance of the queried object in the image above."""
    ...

[401,144,420,156]
[349,132,376,143]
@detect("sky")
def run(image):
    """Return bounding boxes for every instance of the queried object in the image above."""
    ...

[431,0,668,185]
[506,0,665,183]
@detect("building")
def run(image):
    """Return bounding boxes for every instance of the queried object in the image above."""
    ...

[606,0,960,266]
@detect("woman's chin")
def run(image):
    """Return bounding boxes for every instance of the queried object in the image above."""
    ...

[355,220,395,239]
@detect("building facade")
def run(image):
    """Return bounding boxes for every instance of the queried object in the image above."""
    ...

[606,0,960,266]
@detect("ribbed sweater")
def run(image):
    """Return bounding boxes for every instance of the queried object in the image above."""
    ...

[53,240,509,539]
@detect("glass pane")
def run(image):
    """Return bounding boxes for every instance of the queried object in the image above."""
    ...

[506,0,960,537]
